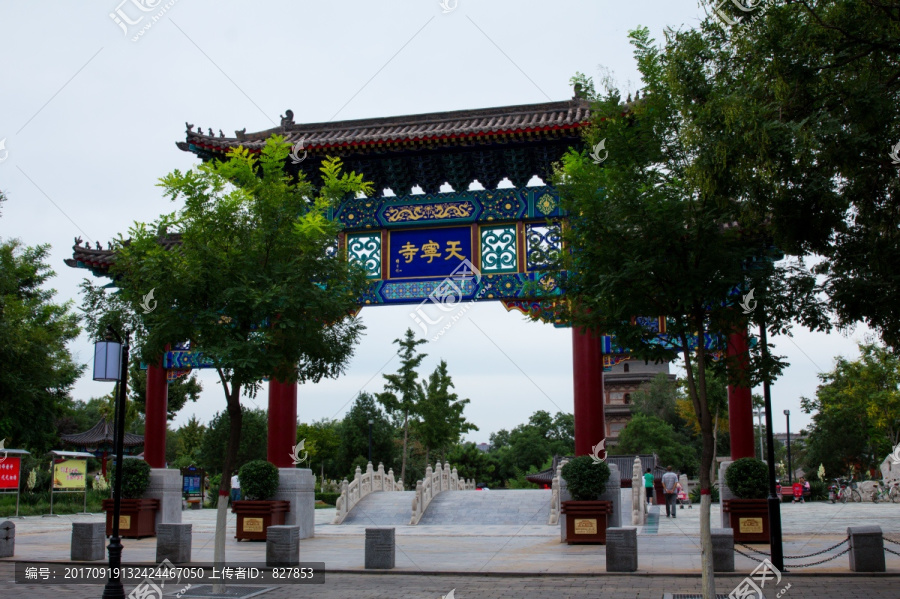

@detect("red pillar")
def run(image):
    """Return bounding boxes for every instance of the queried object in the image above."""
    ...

[727,324,755,460]
[267,379,298,468]
[144,361,169,468]
[572,327,606,457]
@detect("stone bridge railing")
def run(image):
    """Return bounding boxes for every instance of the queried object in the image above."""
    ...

[332,462,404,524]
[410,462,475,525]
[548,458,569,525]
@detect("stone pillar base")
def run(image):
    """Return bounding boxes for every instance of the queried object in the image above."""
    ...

[0,521,14,558]
[848,525,885,572]
[266,525,300,567]
[157,523,192,564]
[599,464,622,528]
[146,469,182,529]
[71,522,105,561]
[365,528,395,569]
[711,528,735,572]
[606,527,638,572]
[718,461,735,529]
[272,468,315,539]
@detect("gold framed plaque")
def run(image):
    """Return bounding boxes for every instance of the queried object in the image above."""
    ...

[739,517,763,534]
[119,515,131,529]
[573,518,598,535]
[243,517,264,533]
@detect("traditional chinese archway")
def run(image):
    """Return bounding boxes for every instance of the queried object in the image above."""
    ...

[66,93,756,468]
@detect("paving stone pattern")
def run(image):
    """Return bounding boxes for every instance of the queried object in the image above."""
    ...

[1,564,899,599]
[341,492,416,526]
[417,490,551,526]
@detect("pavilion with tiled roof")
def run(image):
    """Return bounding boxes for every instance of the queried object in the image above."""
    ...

[60,418,144,476]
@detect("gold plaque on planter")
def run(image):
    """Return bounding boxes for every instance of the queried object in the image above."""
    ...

[739,517,763,534]
[574,518,598,535]
[119,515,131,529]
[243,517,264,533]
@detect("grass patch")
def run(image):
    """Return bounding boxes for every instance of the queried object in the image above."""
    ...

[0,490,108,517]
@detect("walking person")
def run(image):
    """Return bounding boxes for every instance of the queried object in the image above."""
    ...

[230,473,241,504]
[662,466,679,518]
[644,468,654,505]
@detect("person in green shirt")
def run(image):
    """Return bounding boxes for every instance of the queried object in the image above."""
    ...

[644,468,654,505]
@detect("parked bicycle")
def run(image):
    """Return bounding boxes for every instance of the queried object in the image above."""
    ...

[828,478,861,503]
[872,480,900,503]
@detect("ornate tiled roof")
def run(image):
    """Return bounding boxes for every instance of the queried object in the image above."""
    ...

[178,99,591,194]
[179,99,590,155]
[60,418,145,448]
[64,234,182,276]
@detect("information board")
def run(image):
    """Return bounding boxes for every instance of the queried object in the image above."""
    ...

[0,457,21,490]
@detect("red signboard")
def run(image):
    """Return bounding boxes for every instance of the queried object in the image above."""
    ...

[0,457,21,490]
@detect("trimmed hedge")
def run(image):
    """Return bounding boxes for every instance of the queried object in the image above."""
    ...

[725,457,768,500]
[110,459,151,499]
[315,492,340,506]
[238,460,280,501]
[561,456,611,501]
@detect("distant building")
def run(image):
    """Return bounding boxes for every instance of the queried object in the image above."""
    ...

[475,443,490,453]
[604,359,675,446]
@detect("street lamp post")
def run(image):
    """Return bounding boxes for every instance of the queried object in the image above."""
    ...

[759,318,784,571]
[368,419,374,463]
[94,327,130,599]
[784,410,792,485]
[756,407,765,461]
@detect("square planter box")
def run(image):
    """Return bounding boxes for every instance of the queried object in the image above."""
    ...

[232,500,290,541]
[723,498,770,543]
[102,499,160,539]
[561,500,612,544]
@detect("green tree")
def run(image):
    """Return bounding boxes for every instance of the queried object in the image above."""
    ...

[376,328,427,485]
[802,343,900,476]
[630,372,684,430]
[198,407,267,475]
[0,237,83,454]
[128,362,203,421]
[549,29,828,596]
[110,137,371,576]
[338,392,395,478]
[296,418,342,482]
[174,415,206,467]
[611,413,699,476]
[711,1,900,349]
[415,360,477,463]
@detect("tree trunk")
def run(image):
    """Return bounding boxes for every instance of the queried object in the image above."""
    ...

[400,410,409,485]
[212,370,243,594]
[681,325,716,599]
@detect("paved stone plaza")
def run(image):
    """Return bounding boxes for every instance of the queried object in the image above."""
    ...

[2,491,899,597]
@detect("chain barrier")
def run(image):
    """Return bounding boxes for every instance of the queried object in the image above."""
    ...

[885,547,900,557]
[736,537,848,560]
[786,547,851,568]
[884,535,900,546]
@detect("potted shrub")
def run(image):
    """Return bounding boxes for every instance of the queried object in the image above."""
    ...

[560,456,613,544]
[102,459,159,538]
[723,457,770,543]
[231,460,289,541]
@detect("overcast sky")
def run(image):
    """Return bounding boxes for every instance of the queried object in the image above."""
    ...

[0,1,871,444]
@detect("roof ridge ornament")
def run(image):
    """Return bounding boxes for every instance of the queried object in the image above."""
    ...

[280,109,295,128]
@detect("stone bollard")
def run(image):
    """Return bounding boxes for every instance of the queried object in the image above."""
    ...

[266,525,300,567]
[606,527,638,572]
[848,525,885,572]
[0,521,14,558]
[71,522,106,561]
[365,528,395,569]
[711,528,735,572]
[156,523,192,564]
